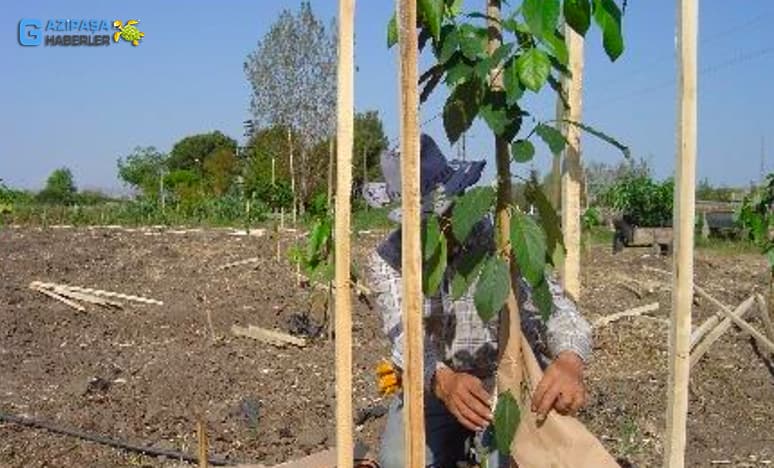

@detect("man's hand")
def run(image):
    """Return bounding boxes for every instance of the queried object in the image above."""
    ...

[433,367,492,431]
[531,351,587,419]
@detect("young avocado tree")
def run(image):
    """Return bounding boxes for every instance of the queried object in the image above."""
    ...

[388,0,627,457]
[738,174,774,325]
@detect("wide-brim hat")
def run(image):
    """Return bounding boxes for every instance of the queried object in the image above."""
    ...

[365,134,486,222]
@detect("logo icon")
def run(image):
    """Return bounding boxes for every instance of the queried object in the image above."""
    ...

[18,19,42,46]
[112,19,144,46]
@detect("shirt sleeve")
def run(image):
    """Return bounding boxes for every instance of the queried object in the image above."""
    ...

[365,252,440,390]
[519,275,593,363]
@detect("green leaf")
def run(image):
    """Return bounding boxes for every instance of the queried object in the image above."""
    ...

[452,186,495,243]
[564,0,592,36]
[419,0,444,42]
[444,57,474,86]
[503,58,525,104]
[447,0,463,16]
[511,140,535,163]
[459,25,487,60]
[474,255,510,322]
[517,49,551,92]
[479,91,523,142]
[450,244,488,299]
[522,0,560,38]
[535,123,566,154]
[387,13,398,48]
[593,0,624,61]
[532,279,553,322]
[422,216,447,295]
[493,390,521,454]
[443,78,482,144]
[525,181,563,263]
[542,30,569,66]
[561,119,630,158]
[510,211,547,286]
[439,28,459,63]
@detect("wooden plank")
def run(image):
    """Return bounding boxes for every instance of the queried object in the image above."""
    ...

[690,295,756,367]
[664,1,698,466]
[31,285,86,312]
[561,23,585,302]
[701,292,774,355]
[397,0,425,465]
[231,325,306,348]
[594,302,660,328]
[334,0,355,466]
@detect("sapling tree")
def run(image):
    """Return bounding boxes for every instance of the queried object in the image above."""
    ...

[737,174,774,325]
[388,0,627,457]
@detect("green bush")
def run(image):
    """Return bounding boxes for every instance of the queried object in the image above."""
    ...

[600,175,673,227]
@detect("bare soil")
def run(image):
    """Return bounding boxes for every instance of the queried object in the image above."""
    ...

[0,226,772,467]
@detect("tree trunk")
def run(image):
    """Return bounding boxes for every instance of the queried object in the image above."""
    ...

[288,128,297,224]
[487,0,523,400]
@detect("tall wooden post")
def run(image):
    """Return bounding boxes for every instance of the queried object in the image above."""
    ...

[397,0,425,465]
[334,1,355,467]
[561,25,585,302]
[288,128,297,224]
[665,0,698,467]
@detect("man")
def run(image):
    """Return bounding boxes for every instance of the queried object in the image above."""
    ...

[364,135,592,467]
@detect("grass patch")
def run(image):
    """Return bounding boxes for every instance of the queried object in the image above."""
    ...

[695,236,758,256]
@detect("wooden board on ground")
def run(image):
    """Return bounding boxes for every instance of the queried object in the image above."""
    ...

[231,324,307,348]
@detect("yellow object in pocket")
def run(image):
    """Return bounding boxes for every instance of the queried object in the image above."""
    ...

[375,359,401,397]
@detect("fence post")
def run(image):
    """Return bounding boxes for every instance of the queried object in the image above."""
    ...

[397,0,425,465]
[664,1,698,467]
[334,0,355,467]
[561,24,585,302]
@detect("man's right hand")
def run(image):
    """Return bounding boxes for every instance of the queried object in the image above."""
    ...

[432,367,493,432]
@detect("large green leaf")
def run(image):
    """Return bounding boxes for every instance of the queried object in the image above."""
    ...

[452,186,495,243]
[447,0,464,16]
[535,123,567,155]
[419,0,444,42]
[542,30,569,66]
[444,56,474,86]
[458,25,488,59]
[510,211,546,286]
[522,0,560,38]
[479,91,523,142]
[439,28,459,63]
[493,390,521,454]
[443,78,482,144]
[450,246,488,300]
[525,180,563,262]
[503,58,525,104]
[564,0,592,36]
[511,140,535,163]
[387,13,398,48]
[474,255,510,322]
[422,216,447,295]
[517,49,551,92]
[593,0,624,61]
[532,278,553,322]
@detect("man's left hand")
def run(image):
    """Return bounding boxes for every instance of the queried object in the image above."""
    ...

[531,351,587,419]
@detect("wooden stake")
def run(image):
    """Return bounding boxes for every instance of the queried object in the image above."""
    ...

[593,302,660,328]
[695,288,774,355]
[334,0,355,466]
[690,295,756,367]
[397,0,425,465]
[32,286,86,312]
[665,1,698,466]
[197,418,209,468]
[561,24,585,302]
[487,0,523,402]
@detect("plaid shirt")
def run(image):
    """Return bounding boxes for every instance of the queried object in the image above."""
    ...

[365,220,592,389]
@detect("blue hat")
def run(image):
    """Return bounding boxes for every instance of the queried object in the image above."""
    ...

[367,134,486,222]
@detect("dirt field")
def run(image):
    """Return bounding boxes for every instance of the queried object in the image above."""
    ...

[1,226,772,467]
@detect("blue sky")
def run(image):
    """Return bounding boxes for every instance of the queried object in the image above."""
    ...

[1,1,772,192]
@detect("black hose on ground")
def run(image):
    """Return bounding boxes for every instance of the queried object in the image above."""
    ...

[0,411,233,466]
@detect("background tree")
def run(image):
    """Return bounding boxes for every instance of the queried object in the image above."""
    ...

[37,167,77,205]
[203,147,239,196]
[117,146,167,199]
[168,131,237,173]
[244,2,337,214]
[353,110,390,188]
